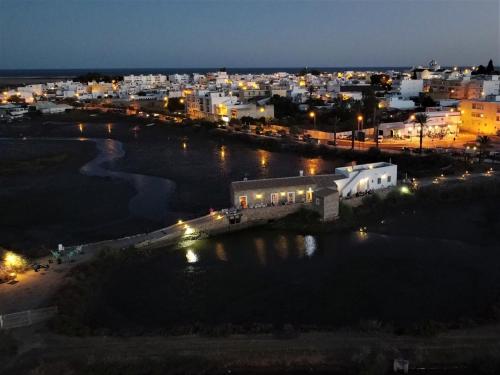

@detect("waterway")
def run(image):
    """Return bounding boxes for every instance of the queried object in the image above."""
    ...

[88,223,499,331]
[79,138,176,222]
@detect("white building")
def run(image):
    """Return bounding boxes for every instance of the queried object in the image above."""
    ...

[34,101,73,114]
[388,96,416,110]
[400,79,423,98]
[230,162,398,208]
[334,162,397,198]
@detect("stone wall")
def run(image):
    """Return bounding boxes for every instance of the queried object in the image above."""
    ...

[138,203,309,249]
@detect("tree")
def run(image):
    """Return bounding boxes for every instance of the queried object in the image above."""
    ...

[328,116,340,145]
[476,135,492,162]
[486,59,495,74]
[370,74,392,90]
[415,113,428,154]
[289,125,302,135]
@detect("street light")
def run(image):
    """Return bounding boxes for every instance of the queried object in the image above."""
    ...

[356,115,364,150]
[309,111,316,129]
[357,115,363,130]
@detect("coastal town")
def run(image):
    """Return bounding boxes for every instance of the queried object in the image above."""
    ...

[1,60,500,156]
[2,0,500,372]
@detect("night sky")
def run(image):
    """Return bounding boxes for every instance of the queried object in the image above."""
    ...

[0,0,499,69]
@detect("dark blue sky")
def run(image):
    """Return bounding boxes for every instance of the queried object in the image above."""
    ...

[1,0,499,69]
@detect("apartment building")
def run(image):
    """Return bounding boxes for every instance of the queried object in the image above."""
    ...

[459,96,500,135]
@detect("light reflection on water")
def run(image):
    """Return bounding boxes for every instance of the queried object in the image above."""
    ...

[305,235,317,257]
[186,249,198,263]
[215,242,228,262]
[254,237,267,266]
[275,235,289,259]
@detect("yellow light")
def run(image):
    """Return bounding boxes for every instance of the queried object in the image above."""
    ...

[309,167,316,175]
[400,186,410,194]
[182,142,187,149]
[410,115,416,121]
[216,214,223,220]
[261,157,266,166]
[297,190,304,195]
[79,123,84,133]
[163,96,168,101]
[378,102,384,109]
[179,98,185,104]
[255,194,263,199]
[184,225,195,235]
[178,219,183,224]
[3,251,26,271]
[280,192,286,196]
[259,107,265,113]
[107,124,112,134]
[357,115,363,121]
[309,112,315,118]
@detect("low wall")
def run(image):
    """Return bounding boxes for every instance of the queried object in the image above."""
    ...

[341,187,394,207]
[0,306,58,330]
[137,204,308,249]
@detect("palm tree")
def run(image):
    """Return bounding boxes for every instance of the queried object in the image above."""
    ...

[328,116,339,145]
[415,113,428,154]
[476,135,491,162]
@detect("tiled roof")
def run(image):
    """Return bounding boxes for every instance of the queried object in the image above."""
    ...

[231,174,342,192]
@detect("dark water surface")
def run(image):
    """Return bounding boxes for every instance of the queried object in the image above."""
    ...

[93,226,499,331]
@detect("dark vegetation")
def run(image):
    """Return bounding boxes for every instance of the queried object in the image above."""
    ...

[0,153,69,175]
[74,72,123,83]
[472,59,499,75]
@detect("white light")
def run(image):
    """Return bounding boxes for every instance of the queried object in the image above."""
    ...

[186,249,198,263]
[304,235,316,257]
[184,225,195,235]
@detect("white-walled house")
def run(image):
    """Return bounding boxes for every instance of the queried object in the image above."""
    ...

[388,96,416,110]
[334,162,397,198]
[400,79,424,98]
[230,162,398,208]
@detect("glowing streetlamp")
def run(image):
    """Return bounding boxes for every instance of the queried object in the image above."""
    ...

[309,111,316,129]
[357,115,363,130]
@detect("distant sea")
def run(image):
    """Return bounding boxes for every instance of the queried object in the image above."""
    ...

[0,67,413,78]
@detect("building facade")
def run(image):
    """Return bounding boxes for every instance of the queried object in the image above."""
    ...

[459,96,500,135]
[230,162,397,209]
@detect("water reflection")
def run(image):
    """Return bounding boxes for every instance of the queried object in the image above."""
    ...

[215,242,228,261]
[80,138,176,222]
[275,235,289,259]
[304,235,317,257]
[295,235,306,258]
[186,249,198,263]
[308,159,319,175]
[254,237,267,266]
